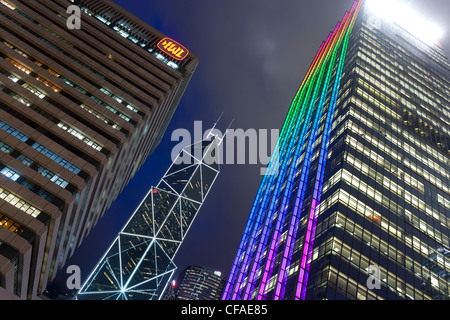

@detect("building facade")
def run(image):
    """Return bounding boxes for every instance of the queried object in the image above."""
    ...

[77,137,220,300]
[0,0,198,299]
[223,0,450,300]
[163,265,226,300]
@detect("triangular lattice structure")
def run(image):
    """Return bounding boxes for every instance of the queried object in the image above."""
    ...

[77,137,220,300]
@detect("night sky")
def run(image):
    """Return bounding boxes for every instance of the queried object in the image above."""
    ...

[48,0,450,296]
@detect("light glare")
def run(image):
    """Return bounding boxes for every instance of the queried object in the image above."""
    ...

[366,0,444,45]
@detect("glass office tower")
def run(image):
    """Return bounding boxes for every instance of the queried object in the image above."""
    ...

[0,0,198,299]
[77,137,220,300]
[223,0,450,300]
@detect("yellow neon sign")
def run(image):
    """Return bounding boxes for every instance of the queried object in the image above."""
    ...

[157,37,189,61]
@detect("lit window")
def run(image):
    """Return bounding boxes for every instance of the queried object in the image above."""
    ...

[0,0,16,10]
[1,167,20,181]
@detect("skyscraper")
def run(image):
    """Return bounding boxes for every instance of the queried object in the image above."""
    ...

[223,0,450,300]
[0,0,198,299]
[77,136,220,300]
[163,265,226,300]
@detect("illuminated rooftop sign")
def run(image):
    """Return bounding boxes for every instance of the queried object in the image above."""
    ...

[157,37,189,61]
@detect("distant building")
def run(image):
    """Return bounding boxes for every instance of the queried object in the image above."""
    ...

[164,265,226,300]
[0,0,197,299]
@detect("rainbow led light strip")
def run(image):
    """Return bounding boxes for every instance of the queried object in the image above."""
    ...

[222,0,362,300]
[294,1,362,300]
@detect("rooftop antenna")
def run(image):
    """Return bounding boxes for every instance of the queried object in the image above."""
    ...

[212,112,224,130]
[206,112,234,146]
[223,118,235,140]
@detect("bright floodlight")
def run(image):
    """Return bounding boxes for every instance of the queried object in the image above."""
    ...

[366,0,444,45]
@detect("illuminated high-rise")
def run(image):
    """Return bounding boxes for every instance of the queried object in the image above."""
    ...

[0,0,198,299]
[223,0,450,300]
[77,136,220,300]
